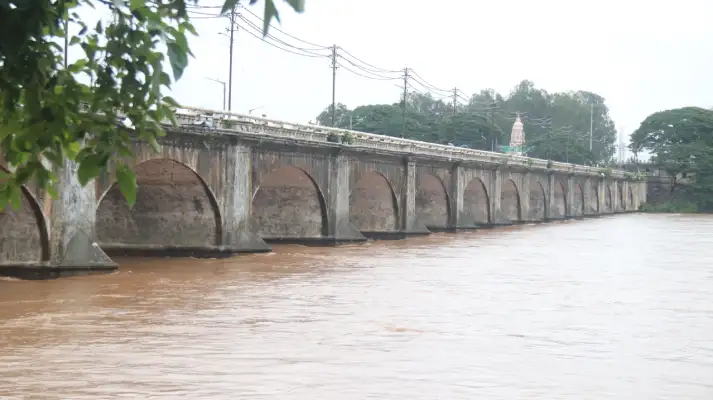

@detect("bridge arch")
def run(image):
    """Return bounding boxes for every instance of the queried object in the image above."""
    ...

[463,177,490,225]
[96,158,222,248]
[500,179,521,223]
[416,173,450,229]
[573,184,585,216]
[0,166,51,263]
[552,180,567,219]
[528,180,547,221]
[252,165,328,239]
[349,171,400,232]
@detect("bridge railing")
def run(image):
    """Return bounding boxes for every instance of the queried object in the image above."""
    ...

[169,106,627,179]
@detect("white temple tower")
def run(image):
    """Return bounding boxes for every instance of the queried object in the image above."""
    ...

[509,113,526,155]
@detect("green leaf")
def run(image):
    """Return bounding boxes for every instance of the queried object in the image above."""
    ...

[151,57,163,97]
[130,0,143,11]
[166,42,187,81]
[46,185,58,199]
[8,186,21,210]
[263,0,281,35]
[220,0,240,15]
[77,155,102,185]
[115,164,137,207]
[162,96,180,107]
[284,0,305,12]
[146,134,161,153]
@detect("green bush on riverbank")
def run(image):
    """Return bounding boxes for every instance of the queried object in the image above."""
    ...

[639,200,699,213]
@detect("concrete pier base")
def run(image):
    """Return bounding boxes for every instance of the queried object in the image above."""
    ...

[0,263,118,280]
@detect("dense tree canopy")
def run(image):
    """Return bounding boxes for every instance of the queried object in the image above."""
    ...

[0,0,302,209]
[315,80,618,165]
[630,107,713,211]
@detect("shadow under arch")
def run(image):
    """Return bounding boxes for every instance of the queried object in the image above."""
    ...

[0,166,50,262]
[500,178,521,223]
[415,173,451,230]
[95,158,223,253]
[463,176,491,224]
[528,179,547,221]
[251,165,329,239]
[349,170,400,234]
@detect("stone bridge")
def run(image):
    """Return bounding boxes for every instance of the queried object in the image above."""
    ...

[0,107,646,279]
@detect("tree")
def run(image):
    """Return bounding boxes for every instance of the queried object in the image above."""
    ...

[0,0,303,210]
[315,103,350,127]
[630,107,713,194]
[315,80,618,161]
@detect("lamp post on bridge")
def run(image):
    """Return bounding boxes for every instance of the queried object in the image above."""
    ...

[249,106,264,115]
[204,77,227,111]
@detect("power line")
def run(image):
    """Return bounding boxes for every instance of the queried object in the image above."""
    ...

[235,18,328,58]
[409,75,451,96]
[239,5,331,50]
[337,47,403,74]
[237,14,330,55]
[336,54,401,80]
[409,69,451,94]
[231,9,452,107]
[338,61,400,81]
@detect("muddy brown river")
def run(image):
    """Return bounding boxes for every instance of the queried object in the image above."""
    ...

[1,214,713,399]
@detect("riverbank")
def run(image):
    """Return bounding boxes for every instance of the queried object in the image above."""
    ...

[639,200,699,213]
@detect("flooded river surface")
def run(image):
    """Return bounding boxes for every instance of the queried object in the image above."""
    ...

[2,214,713,399]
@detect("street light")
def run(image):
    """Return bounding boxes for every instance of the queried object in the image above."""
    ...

[204,77,227,111]
[248,106,264,114]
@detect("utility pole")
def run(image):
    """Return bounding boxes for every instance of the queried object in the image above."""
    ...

[546,118,552,160]
[490,100,496,151]
[227,7,237,111]
[452,88,458,117]
[401,68,409,138]
[330,45,337,127]
[589,102,594,152]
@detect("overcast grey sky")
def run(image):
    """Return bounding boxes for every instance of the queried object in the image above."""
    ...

[166,0,712,140]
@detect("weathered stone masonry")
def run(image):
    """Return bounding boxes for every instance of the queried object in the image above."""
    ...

[0,108,646,278]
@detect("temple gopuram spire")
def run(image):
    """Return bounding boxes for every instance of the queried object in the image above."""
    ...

[508,112,525,155]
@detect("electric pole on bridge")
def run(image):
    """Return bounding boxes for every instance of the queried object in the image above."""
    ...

[400,67,409,138]
[452,88,458,117]
[226,6,238,111]
[330,45,338,127]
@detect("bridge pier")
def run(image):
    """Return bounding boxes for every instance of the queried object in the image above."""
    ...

[400,159,431,236]
[0,159,117,280]
[324,152,367,244]
[446,163,477,231]
[220,143,272,253]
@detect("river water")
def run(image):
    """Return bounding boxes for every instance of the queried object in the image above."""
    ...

[1,214,713,399]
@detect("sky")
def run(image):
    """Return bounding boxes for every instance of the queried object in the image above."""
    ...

[77,0,713,148]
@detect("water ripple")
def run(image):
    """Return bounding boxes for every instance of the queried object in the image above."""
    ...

[1,214,712,399]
